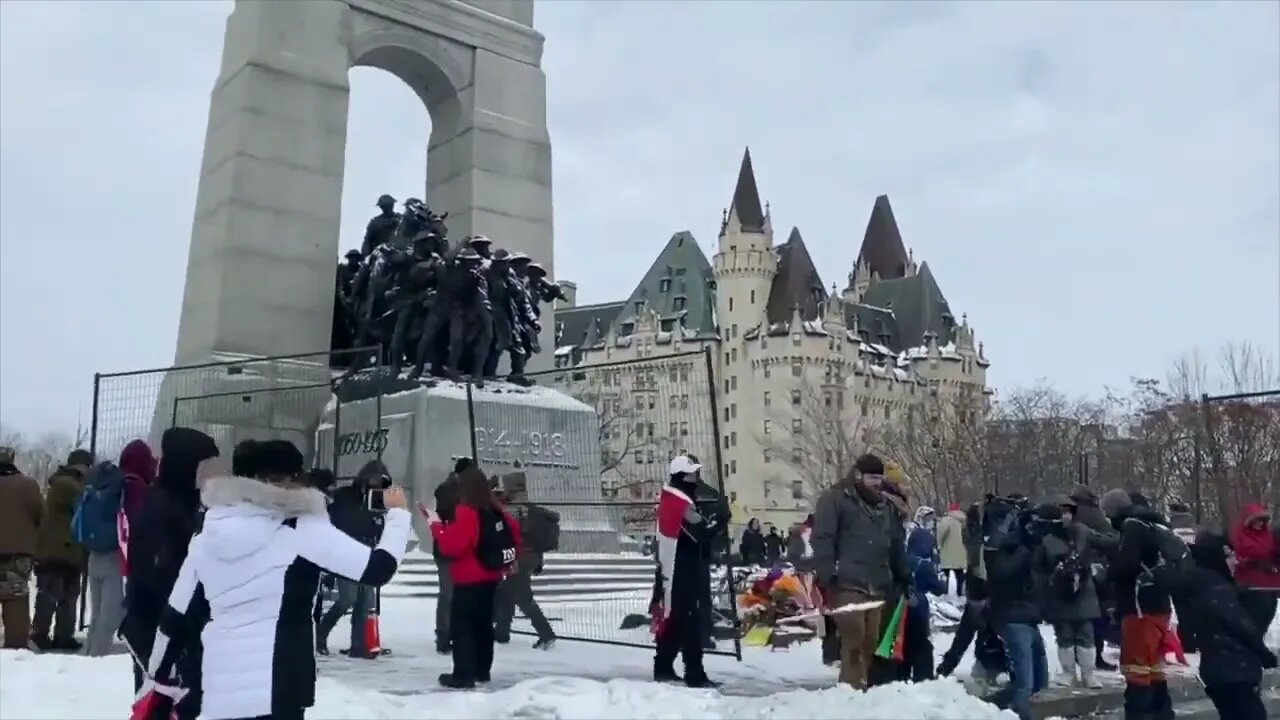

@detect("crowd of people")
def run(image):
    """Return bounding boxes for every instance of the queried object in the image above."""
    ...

[4,434,1279,718]
[730,452,1280,720]
[0,432,573,718]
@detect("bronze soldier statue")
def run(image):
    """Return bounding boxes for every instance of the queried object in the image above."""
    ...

[482,249,538,385]
[445,246,494,384]
[388,237,445,377]
[362,194,401,257]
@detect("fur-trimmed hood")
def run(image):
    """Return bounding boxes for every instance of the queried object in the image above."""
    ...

[199,475,328,561]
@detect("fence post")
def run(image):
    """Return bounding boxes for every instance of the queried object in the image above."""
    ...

[701,347,742,660]
[89,373,101,461]
[333,388,343,473]
[465,380,478,460]
[1191,421,1203,525]
[374,343,385,463]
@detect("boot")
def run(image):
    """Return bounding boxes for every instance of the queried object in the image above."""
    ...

[1078,649,1103,688]
[653,658,681,683]
[1053,647,1077,687]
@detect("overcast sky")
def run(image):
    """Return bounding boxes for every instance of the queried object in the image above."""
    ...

[1,0,1277,436]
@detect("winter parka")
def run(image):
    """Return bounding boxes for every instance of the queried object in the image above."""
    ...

[936,509,967,571]
[1178,532,1278,688]
[1033,523,1101,622]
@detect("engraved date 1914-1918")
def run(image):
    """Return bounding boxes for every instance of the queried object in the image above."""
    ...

[337,428,389,457]
[473,428,566,461]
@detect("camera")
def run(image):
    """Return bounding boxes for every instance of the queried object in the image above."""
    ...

[365,473,393,512]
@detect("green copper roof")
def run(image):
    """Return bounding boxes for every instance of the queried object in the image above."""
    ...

[613,231,718,338]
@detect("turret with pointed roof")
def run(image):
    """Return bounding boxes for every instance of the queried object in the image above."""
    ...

[853,195,911,285]
[721,148,769,238]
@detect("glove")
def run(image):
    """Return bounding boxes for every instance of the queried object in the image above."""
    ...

[138,676,189,703]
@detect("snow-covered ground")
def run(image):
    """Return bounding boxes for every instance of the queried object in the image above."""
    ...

[0,595,1016,719]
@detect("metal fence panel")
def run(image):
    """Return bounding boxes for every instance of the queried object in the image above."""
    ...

[470,348,741,658]
[90,347,379,466]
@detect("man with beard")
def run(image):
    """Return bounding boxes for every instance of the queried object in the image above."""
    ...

[121,427,219,720]
[811,454,909,689]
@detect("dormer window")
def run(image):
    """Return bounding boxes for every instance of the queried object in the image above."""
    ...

[659,278,671,293]
[673,296,687,311]
[634,301,644,313]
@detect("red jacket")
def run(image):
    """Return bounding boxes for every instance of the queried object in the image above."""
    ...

[430,503,521,586]
[1231,503,1280,590]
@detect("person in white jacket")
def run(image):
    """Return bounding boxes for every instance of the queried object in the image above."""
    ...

[145,440,411,720]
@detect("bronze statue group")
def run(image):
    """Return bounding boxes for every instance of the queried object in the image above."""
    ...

[332,194,566,386]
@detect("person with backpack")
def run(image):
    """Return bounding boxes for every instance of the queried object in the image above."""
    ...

[421,464,521,689]
[1098,488,1190,720]
[1032,501,1103,689]
[901,521,947,682]
[31,448,93,652]
[1178,530,1277,720]
[78,444,140,656]
[493,474,558,649]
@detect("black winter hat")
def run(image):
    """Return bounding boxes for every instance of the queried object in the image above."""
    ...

[854,453,885,476]
[159,427,219,495]
[454,457,475,474]
[232,439,261,477]
[67,449,94,467]
[254,440,304,479]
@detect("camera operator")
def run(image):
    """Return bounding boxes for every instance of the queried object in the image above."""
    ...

[315,460,387,659]
[983,496,1049,720]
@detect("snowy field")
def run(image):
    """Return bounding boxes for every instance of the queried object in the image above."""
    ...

[0,595,1017,719]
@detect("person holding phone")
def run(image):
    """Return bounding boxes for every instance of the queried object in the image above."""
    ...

[316,461,387,658]
[143,440,411,720]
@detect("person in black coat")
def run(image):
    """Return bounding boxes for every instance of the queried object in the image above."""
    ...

[1179,531,1277,720]
[120,427,219,720]
[983,498,1049,720]
[314,461,383,657]
[739,519,765,566]
[432,458,467,654]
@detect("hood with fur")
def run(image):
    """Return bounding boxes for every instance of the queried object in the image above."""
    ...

[199,475,327,561]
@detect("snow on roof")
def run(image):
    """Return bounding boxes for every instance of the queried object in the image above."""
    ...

[554,345,575,356]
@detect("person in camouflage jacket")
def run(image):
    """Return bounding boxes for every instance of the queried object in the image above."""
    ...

[31,449,92,651]
[0,446,44,648]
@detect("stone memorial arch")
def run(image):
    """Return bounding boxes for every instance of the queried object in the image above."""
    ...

[173,0,554,369]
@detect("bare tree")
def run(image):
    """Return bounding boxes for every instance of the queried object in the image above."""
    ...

[0,423,90,486]
[877,385,991,509]
[757,378,873,505]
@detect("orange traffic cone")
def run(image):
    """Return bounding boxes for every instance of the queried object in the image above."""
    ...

[364,615,382,655]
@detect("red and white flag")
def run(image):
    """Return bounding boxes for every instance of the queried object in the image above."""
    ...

[654,484,693,637]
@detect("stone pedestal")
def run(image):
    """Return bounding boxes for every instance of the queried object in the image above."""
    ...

[315,378,620,553]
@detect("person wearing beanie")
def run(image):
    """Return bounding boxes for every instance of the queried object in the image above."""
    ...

[144,439,412,720]
[30,448,94,652]
[0,445,43,649]
[1230,502,1280,639]
[1096,486,1190,720]
[316,459,386,659]
[1178,531,1277,720]
[811,454,909,690]
[1032,501,1104,689]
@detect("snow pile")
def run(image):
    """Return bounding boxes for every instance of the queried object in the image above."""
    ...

[1,650,1011,720]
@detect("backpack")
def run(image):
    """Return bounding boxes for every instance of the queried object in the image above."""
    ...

[522,505,560,554]
[1050,552,1088,600]
[72,462,126,554]
[476,507,517,572]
